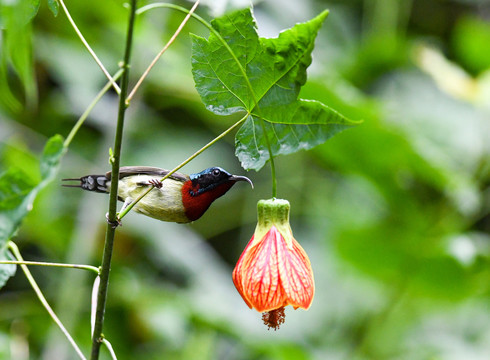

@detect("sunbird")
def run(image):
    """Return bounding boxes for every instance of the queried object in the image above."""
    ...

[63,166,253,223]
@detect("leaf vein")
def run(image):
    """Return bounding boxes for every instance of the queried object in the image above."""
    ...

[198,41,247,109]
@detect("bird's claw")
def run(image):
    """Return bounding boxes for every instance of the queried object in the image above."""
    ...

[106,213,122,228]
[149,178,163,189]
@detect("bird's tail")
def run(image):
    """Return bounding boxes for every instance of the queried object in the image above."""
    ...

[62,174,110,193]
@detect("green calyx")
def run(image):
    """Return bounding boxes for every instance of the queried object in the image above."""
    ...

[254,199,294,249]
[257,199,290,226]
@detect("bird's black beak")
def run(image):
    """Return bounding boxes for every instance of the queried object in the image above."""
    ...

[230,175,254,189]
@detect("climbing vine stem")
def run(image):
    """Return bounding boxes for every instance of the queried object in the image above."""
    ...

[90,0,137,358]
[0,259,99,273]
[126,0,200,104]
[64,69,124,149]
[59,0,120,94]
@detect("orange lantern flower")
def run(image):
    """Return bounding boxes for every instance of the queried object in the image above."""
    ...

[232,199,315,329]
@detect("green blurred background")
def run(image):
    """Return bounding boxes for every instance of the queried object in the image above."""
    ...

[1,0,490,359]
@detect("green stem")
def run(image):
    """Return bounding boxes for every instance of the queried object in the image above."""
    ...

[257,118,277,197]
[8,242,86,360]
[59,0,121,94]
[138,2,277,197]
[117,114,248,220]
[102,339,118,360]
[0,260,99,274]
[90,1,138,359]
[64,69,124,149]
[126,0,200,104]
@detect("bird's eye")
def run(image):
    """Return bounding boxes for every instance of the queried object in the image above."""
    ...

[213,169,221,176]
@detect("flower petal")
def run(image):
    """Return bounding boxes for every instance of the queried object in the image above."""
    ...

[232,226,314,312]
[282,235,315,310]
[232,235,255,309]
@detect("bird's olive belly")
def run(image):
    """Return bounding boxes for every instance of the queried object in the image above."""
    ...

[118,176,190,223]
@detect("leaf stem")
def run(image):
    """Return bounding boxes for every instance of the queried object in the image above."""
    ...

[58,0,121,94]
[257,119,277,197]
[90,0,138,359]
[8,241,86,360]
[64,69,124,149]
[126,0,200,104]
[0,260,99,274]
[117,114,248,220]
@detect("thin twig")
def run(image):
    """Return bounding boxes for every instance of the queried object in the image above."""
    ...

[117,113,248,220]
[90,276,100,337]
[102,339,118,360]
[64,69,124,148]
[0,260,99,274]
[8,242,86,360]
[58,0,121,94]
[126,0,200,104]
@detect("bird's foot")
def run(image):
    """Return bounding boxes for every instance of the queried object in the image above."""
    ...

[106,213,122,228]
[149,178,163,189]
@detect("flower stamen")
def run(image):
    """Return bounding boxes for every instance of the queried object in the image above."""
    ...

[262,307,286,330]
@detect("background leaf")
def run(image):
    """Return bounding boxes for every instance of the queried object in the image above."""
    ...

[0,135,64,289]
[0,168,37,239]
[0,250,16,289]
[453,16,490,74]
[0,168,35,290]
[0,0,40,28]
[40,134,65,180]
[0,0,39,112]
[191,8,359,171]
[48,0,59,17]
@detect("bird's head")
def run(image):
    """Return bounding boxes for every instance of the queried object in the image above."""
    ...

[181,167,253,221]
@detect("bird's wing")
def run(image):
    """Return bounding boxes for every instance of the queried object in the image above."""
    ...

[106,166,189,182]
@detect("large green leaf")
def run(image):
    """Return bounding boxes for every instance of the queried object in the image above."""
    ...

[191,8,359,170]
[191,9,259,115]
[0,135,65,289]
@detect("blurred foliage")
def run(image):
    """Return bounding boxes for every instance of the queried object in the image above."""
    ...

[0,0,489,359]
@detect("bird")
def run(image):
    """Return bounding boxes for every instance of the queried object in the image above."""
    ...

[62,166,253,223]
